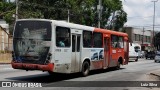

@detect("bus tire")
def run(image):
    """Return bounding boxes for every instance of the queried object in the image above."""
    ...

[135,57,138,62]
[116,61,120,69]
[81,61,90,76]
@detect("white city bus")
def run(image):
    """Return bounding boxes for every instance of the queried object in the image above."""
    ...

[12,19,129,76]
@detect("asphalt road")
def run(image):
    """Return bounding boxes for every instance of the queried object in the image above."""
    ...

[0,58,160,90]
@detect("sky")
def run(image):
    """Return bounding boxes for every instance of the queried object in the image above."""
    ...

[121,0,160,31]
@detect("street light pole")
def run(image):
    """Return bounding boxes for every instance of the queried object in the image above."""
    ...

[152,0,158,47]
[68,9,70,22]
[142,27,145,45]
[97,0,102,28]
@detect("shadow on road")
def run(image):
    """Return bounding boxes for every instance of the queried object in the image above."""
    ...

[6,67,125,83]
[128,61,136,62]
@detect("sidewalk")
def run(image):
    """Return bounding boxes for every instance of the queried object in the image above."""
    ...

[0,53,11,64]
[0,59,11,64]
[150,69,160,78]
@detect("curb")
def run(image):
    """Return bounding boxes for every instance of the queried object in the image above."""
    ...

[0,63,11,65]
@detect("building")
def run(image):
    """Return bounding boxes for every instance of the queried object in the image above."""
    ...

[0,20,12,52]
[124,27,159,51]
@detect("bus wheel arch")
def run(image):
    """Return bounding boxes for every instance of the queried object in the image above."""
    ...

[81,59,90,76]
[118,57,123,64]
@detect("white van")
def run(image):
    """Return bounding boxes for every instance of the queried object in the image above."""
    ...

[129,43,141,61]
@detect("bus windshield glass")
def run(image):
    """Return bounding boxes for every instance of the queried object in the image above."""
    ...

[13,21,52,64]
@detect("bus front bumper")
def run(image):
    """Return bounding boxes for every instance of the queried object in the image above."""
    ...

[11,61,54,72]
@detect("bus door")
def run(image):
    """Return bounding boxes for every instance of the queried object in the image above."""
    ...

[71,29,82,72]
[110,35,119,67]
[103,37,110,69]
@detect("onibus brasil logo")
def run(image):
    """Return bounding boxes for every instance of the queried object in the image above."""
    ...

[2,82,42,88]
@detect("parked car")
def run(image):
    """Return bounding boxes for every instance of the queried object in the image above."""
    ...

[155,51,160,63]
[145,51,155,59]
[141,51,145,58]
[138,50,144,58]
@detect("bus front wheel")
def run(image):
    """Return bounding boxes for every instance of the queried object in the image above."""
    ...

[81,61,90,76]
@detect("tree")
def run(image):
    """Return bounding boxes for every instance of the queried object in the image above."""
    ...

[0,1,16,34]
[0,1,15,23]
[1,0,127,34]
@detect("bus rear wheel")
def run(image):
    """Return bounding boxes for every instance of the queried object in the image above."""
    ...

[116,61,120,69]
[82,61,90,76]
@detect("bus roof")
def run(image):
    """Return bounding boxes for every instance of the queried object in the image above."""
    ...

[95,28,128,37]
[16,19,128,37]
[16,19,94,31]
[54,20,94,31]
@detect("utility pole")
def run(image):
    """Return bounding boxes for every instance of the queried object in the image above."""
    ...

[152,0,158,47]
[142,27,145,45]
[97,0,102,28]
[68,9,70,22]
[15,0,18,20]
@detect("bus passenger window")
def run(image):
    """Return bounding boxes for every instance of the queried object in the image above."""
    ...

[111,35,124,48]
[118,36,124,48]
[57,37,65,47]
[111,35,118,48]
[83,31,92,48]
[56,26,70,47]
[93,32,102,48]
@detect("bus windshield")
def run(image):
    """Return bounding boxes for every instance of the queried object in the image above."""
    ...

[13,21,52,64]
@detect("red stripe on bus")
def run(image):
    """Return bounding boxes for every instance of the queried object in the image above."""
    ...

[11,61,54,72]
[91,60,103,69]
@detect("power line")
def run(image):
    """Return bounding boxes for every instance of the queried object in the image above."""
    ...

[127,23,160,26]
[127,15,160,19]
[125,24,160,30]
[128,16,153,19]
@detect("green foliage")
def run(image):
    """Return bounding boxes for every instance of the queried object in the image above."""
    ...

[0,1,16,34]
[0,0,127,33]
[0,1,15,22]
[4,9,15,23]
